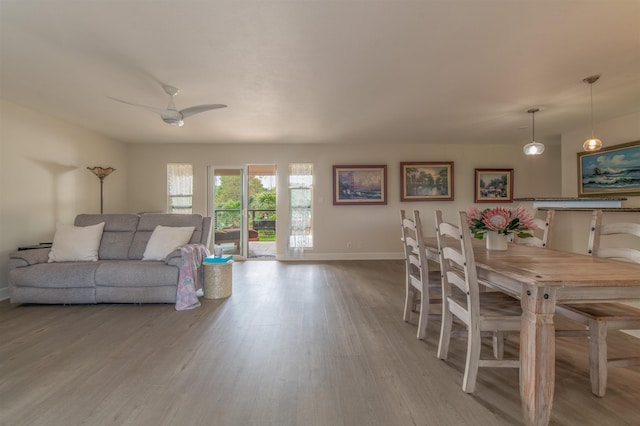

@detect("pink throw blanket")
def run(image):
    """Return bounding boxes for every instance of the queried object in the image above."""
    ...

[175,244,210,310]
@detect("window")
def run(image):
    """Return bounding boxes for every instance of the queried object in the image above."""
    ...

[167,163,193,213]
[288,163,313,251]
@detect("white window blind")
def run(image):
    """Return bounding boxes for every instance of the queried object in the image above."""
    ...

[288,163,313,251]
[167,163,193,214]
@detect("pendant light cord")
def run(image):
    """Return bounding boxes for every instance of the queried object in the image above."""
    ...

[532,110,535,141]
[590,82,595,138]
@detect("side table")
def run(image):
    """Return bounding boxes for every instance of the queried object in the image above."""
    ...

[203,256,233,299]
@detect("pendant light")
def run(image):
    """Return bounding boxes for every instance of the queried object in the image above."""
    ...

[523,108,545,155]
[583,75,603,152]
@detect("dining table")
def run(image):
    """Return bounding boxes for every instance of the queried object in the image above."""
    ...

[422,237,640,426]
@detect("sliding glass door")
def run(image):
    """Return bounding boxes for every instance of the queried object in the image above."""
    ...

[209,167,245,257]
[247,165,276,259]
[208,165,277,259]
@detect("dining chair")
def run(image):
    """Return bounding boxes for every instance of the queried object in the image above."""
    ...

[434,210,521,393]
[513,209,555,248]
[400,210,441,339]
[555,209,640,397]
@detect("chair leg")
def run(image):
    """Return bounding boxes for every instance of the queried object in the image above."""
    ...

[588,319,608,397]
[462,324,481,394]
[403,287,414,322]
[417,295,428,340]
[437,301,453,360]
[492,331,505,360]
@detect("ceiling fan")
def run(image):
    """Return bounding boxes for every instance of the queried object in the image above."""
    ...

[108,85,227,127]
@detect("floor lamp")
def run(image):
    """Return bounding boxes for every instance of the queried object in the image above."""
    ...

[87,166,115,214]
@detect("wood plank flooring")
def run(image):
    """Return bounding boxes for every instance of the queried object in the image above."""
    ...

[1,260,639,425]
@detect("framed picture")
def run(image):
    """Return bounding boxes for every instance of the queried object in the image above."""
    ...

[578,140,640,196]
[333,165,387,205]
[475,168,514,203]
[400,162,454,201]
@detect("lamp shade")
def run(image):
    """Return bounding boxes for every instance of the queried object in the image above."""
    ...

[87,166,115,214]
[583,137,603,152]
[523,141,545,156]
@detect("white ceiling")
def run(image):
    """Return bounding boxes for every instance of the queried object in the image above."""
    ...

[1,1,639,147]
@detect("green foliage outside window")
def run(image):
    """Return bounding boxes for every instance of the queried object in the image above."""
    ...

[214,176,277,233]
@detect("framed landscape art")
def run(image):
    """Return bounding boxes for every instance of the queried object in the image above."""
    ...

[474,168,513,203]
[400,162,454,201]
[333,165,387,205]
[578,140,640,196]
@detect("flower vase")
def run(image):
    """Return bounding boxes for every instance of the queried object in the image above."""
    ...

[486,231,508,251]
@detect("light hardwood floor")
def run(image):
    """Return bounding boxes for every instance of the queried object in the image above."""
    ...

[1,260,639,426]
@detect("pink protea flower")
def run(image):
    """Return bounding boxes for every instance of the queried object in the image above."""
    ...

[513,206,537,231]
[482,207,511,231]
[467,205,538,239]
[467,206,482,225]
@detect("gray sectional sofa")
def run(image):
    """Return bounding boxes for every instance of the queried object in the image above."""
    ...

[8,213,212,304]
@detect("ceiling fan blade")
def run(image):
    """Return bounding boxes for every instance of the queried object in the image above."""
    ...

[180,104,227,119]
[107,96,168,116]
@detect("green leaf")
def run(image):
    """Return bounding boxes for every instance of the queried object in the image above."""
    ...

[517,232,534,239]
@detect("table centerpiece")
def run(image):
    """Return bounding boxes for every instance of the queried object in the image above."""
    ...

[467,206,537,250]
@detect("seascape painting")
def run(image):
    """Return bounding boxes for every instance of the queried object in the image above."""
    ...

[578,141,640,196]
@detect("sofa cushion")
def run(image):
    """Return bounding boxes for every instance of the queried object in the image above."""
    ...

[95,261,179,287]
[129,214,204,259]
[75,214,139,260]
[48,222,105,262]
[142,225,195,260]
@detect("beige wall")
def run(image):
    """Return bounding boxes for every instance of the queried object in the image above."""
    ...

[126,141,561,259]
[0,100,129,297]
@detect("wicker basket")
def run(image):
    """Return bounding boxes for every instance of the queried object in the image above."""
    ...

[203,262,232,299]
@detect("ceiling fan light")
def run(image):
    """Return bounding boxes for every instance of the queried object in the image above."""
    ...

[583,137,602,152]
[163,118,184,127]
[523,141,545,156]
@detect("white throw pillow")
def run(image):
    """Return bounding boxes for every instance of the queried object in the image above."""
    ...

[142,225,195,261]
[48,222,105,262]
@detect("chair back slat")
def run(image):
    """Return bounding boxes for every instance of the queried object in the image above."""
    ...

[601,222,640,237]
[589,209,640,264]
[597,247,640,263]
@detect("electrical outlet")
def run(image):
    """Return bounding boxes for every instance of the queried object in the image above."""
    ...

[346,241,352,249]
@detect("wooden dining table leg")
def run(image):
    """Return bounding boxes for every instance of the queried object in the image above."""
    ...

[520,286,557,426]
